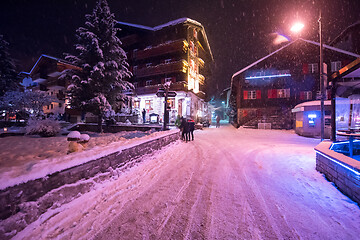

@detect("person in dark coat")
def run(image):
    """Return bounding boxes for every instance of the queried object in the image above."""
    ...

[142,109,146,124]
[187,119,195,141]
[179,117,189,142]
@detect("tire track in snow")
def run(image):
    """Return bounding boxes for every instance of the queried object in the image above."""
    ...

[230,146,301,239]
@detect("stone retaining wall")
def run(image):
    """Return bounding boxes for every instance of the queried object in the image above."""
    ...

[0,131,179,239]
[315,142,360,206]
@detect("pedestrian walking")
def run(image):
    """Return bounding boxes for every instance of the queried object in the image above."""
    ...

[179,117,189,142]
[187,118,195,141]
[216,115,220,128]
[142,109,146,124]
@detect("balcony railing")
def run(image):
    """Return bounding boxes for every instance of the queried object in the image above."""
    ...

[134,39,188,60]
[134,60,187,78]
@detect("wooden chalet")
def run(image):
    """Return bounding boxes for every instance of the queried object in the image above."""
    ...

[230,38,360,129]
[23,54,81,117]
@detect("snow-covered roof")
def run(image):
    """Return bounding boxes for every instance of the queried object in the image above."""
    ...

[232,38,360,79]
[116,21,153,31]
[301,38,360,58]
[231,41,295,79]
[293,100,331,110]
[330,20,360,45]
[117,18,213,60]
[27,54,79,76]
[118,18,202,32]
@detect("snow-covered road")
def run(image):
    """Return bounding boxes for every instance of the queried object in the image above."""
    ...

[14,126,360,240]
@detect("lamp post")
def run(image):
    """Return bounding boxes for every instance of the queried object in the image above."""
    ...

[291,16,325,140]
[319,11,325,141]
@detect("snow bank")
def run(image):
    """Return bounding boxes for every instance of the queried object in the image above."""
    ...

[0,129,179,190]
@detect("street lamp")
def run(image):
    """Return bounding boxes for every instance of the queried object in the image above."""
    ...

[290,22,304,33]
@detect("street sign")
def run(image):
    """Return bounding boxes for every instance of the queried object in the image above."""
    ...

[156,92,165,97]
[167,91,177,97]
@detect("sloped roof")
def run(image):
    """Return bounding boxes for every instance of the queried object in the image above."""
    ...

[23,54,80,75]
[330,20,360,45]
[117,18,213,60]
[231,38,360,79]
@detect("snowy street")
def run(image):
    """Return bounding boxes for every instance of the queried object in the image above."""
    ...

[14,126,360,240]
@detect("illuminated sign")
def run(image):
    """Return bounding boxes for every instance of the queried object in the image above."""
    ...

[245,69,291,80]
[245,73,291,80]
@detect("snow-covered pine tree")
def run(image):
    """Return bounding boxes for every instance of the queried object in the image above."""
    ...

[0,35,18,96]
[63,0,132,132]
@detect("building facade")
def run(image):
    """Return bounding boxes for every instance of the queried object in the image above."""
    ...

[116,18,213,124]
[21,54,81,117]
[230,38,360,129]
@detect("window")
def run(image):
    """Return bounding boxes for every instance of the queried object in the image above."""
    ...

[300,91,312,100]
[165,77,172,83]
[146,80,152,86]
[164,59,172,64]
[243,90,261,100]
[146,63,152,68]
[134,100,140,109]
[145,100,153,110]
[248,90,257,99]
[59,103,62,108]
[277,89,290,98]
[331,61,342,72]
[167,98,176,109]
[309,63,318,73]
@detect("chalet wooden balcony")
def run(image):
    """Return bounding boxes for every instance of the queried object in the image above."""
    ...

[134,60,187,78]
[134,39,188,60]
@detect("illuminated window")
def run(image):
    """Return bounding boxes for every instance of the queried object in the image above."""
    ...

[134,100,140,109]
[277,89,290,98]
[146,80,152,86]
[244,90,261,100]
[145,100,153,110]
[167,98,176,109]
[308,113,316,127]
[248,90,257,99]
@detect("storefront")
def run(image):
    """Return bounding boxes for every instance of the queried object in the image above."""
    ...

[132,91,209,124]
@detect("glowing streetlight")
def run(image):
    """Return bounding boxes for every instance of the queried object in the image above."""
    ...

[290,22,304,33]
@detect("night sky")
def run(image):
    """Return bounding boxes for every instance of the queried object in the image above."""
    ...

[1,0,360,97]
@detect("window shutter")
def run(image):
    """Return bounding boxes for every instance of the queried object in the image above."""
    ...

[302,63,309,74]
[300,91,305,100]
[243,90,248,100]
[256,90,261,99]
[267,89,272,99]
[272,89,277,98]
